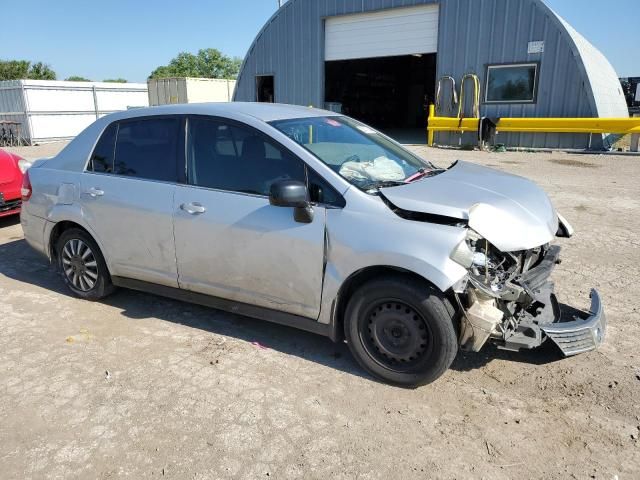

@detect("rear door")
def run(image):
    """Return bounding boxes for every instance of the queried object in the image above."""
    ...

[81,116,183,287]
[173,116,326,319]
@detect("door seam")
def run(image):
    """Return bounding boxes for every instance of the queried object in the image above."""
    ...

[171,186,182,288]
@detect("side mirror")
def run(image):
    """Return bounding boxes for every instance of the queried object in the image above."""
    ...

[270,179,308,208]
[269,179,314,223]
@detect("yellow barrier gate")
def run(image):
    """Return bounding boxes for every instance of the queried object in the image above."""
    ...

[426,104,640,147]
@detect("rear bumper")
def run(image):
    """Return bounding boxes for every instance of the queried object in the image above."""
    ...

[541,289,606,356]
[20,209,49,258]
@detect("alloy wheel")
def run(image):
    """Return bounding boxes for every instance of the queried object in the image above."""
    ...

[61,238,99,292]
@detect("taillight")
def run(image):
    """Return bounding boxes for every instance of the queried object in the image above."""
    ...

[21,171,32,201]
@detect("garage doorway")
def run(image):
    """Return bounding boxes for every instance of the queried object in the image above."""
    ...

[324,53,437,131]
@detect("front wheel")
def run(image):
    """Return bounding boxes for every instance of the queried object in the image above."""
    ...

[344,275,458,387]
[56,228,115,300]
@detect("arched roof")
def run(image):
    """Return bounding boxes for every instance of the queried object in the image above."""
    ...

[235,0,627,148]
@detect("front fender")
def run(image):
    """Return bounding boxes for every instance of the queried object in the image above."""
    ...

[317,207,468,325]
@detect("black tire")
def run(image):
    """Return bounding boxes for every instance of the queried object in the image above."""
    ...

[344,275,458,388]
[56,228,115,300]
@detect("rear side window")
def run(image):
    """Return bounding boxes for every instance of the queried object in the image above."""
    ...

[114,117,180,182]
[89,123,117,173]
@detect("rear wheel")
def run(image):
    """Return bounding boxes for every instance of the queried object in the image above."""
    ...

[344,275,458,387]
[56,228,115,300]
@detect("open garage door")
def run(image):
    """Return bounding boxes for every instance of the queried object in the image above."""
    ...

[324,5,439,134]
[325,5,439,61]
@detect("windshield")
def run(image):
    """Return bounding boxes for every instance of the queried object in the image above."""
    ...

[270,116,437,192]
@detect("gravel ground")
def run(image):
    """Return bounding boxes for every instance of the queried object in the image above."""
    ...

[1,142,639,479]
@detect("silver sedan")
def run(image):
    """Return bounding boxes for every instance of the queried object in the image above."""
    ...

[20,103,605,386]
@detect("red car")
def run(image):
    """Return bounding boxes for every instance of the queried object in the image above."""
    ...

[0,148,31,218]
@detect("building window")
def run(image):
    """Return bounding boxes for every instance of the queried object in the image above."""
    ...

[484,63,539,104]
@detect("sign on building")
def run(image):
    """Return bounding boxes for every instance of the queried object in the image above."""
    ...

[528,41,545,54]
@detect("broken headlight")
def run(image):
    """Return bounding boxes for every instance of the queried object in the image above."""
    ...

[450,229,486,269]
[450,229,519,296]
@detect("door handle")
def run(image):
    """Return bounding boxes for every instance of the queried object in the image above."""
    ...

[86,187,104,198]
[180,202,206,215]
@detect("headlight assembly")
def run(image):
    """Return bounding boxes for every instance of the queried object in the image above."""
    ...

[450,237,475,268]
[18,158,33,174]
[450,229,486,269]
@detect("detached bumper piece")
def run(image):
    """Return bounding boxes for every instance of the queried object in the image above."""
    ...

[541,289,606,356]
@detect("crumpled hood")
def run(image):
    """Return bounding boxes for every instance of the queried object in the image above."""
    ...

[380,161,559,252]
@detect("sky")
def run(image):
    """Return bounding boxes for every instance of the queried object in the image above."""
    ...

[1,0,638,82]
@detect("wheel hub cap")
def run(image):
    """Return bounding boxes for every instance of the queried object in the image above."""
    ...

[62,239,98,292]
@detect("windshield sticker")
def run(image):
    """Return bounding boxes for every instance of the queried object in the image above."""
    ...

[325,119,342,127]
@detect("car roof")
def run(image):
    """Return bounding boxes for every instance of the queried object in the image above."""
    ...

[108,102,340,123]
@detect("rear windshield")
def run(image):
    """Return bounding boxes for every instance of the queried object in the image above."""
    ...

[270,116,436,191]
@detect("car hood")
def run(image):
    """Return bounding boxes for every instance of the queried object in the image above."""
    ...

[380,161,559,252]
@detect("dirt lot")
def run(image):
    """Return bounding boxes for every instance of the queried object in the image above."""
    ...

[1,142,639,479]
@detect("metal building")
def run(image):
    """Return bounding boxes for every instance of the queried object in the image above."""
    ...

[0,80,148,144]
[234,0,628,149]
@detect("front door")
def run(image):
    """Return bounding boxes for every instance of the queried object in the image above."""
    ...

[81,116,182,287]
[173,117,326,319]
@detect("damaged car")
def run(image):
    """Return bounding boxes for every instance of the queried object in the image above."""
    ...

[20,103,605,387]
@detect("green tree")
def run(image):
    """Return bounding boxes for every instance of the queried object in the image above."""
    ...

[149,48,242,80]
[103,78,128,83]
[27,62,56,80]
[66,76,91,82]
[0,60,30,80]
[0,60,56,80]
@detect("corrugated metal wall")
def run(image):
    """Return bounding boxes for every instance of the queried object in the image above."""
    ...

[235,0,621,149]
[0,81,29,143]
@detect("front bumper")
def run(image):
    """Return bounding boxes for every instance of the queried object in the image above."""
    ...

[541,289,606,356]
[0,191,21,217]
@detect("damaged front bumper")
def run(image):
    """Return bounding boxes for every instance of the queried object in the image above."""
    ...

[458,244,607,357]
[541,289,606,356]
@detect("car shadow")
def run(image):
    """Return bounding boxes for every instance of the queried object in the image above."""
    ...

[0,237,365,380]
[0,215,20,229]
[0,236,569,384]
[451,342,562,372]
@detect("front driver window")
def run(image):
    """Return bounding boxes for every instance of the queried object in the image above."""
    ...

[187,117,305,196]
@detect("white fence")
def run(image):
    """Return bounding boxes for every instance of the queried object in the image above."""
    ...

[0,80,148,144]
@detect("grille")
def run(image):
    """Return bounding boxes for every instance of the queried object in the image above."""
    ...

[0,198,21,213]
[542,289,606,357]
[544,328,601,356]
